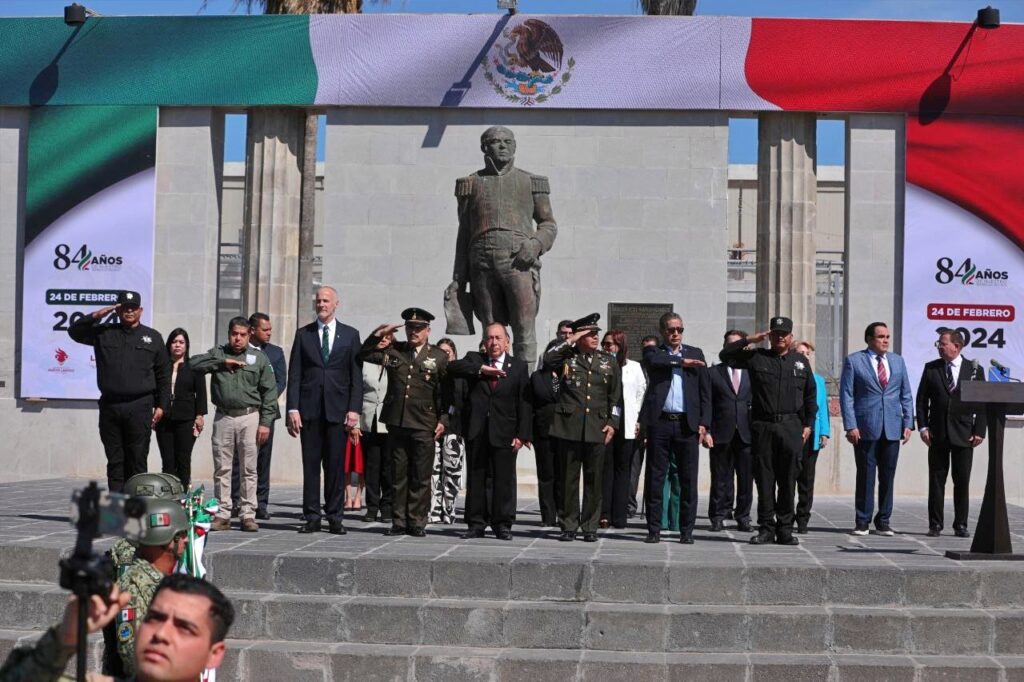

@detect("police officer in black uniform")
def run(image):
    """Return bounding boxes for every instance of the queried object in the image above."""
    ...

[358,308,450,537]
[719,316,816,546]
[69,291,171,492]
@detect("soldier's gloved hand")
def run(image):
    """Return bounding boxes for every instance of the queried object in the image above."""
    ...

[511,239,542,269]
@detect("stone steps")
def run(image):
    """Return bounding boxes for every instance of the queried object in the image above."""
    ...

[1,582,1021,657]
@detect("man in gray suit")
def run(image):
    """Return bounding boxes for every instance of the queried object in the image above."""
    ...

[840,322,915,536]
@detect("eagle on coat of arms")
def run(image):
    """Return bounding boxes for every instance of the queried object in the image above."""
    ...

[482,18,575,106]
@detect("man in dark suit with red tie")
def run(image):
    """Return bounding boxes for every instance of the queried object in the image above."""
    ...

[286,286,363,535]
[703,330,754,533]
[916,328,986,538]
[448,322,532,540]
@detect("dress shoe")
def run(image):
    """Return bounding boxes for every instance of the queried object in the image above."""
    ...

[210,518,231,532]
[363,510,378,523]
[383,526,405,536]
[644,532,661,544]
[255,510,271,521]
[736,520,753,533]
[558,531,576,542]
[749,531,774,545]
[775,534,799,546]
[462,528,486,539]
[795,522,808,535]
[582,533,598,543]
[709,519,723,532]
[875,525,895,537]
[679,533,694,545]
[328,521,347,535]
[298,520,321,534]
[599,518,610,529]
[851,524,869,536]
[240,518,259,532]
[954,527,971,538]
[495,528,513,541]
[407,527,426,537]
[926,527,941,537]
[379,516,394,525]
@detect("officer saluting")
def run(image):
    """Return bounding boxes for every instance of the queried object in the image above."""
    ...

[69,291,171,492]
[543,313,622,542]
[359,308,450,537]
[719,316,816,546]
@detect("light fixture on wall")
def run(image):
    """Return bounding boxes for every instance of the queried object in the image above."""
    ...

[497,0,518,16]
[63,3,102,26]
[977,6,1001,29]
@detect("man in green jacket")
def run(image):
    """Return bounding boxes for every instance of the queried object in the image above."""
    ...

[191,316,278,532]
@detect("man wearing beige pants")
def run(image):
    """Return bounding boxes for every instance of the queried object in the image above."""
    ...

[191,316,279,531]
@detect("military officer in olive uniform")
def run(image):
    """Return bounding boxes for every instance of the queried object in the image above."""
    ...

[445,126,558,367]
[542,314,622,542]
[719,316,817,546]
[359,308,450,537]
[69,290,171,492]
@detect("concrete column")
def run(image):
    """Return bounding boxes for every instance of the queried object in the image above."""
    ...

[756,112,817,343]
[243,108,304,348]
[843,114,905,354]
[0,108,27,403]
[153,108,224,351]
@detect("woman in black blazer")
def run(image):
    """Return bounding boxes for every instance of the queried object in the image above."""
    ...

[155,327,207,490]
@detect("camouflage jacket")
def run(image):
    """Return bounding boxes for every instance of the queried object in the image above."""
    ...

[108,557,163,678]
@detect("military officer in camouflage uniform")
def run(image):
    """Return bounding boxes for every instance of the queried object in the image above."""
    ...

[358,308,450,537]
[445,126,558,366]
[543,314,622,542]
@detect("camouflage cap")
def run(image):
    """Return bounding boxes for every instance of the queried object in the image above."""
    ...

[124,472,184,500]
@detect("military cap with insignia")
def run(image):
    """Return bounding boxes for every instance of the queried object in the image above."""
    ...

[402,307,435,328]
[117,290,142,309]
[769,316,794,334]
[569,313,601,333]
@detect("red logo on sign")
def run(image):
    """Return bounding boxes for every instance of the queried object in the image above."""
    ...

[55,348,69,365]
[927,303,1015,322]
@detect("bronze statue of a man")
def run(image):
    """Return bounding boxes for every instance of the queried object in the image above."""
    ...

[445,126,558,365]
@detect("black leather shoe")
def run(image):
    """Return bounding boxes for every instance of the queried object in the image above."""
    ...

[679,534,694,544]
[776,535,799,546]
[954,527,971,538]
[795,522,808,535]
[749,531,774,545]
[407,527,426,537]
[582,533,598,543]
[255,510,271,521]
[709,519,723,532]
[558,531,576,542]
[926,527,941,537]
[379,516,394,525]
[462,528,486,539]
[383,526,405,536]
[736,520,753,533]
[496,528,513,541]
[298,520,321,534]
[328,521,347,535]
[363,510,378,523]
[644,532,661,544]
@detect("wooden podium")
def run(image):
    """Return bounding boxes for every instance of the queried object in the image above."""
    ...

[945,381,1024,560]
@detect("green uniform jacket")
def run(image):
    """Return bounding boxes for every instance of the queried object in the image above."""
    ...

[0,626,75,682]
[111,557,164,678]
[358,336,450,433]
[542,342,622,443]
[190,345,279,427]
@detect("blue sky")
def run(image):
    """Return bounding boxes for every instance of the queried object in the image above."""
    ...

[7,1,1022,164]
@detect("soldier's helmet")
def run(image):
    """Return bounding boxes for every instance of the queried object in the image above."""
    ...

[125,472,184,499]
[138,498,190,547]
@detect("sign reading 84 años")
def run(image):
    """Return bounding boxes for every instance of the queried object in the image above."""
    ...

[902,184,1024,391]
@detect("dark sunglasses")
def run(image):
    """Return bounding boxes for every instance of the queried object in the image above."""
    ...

[664,326,684,334]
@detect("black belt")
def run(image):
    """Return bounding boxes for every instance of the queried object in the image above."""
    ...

[659,412,686,421]
[217,406,259,418]
[755,413,799,423]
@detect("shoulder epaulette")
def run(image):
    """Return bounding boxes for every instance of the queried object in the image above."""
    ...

[531,175,550,194]
[455,176,474,197]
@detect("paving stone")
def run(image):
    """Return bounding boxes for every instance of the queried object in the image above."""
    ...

[0,546,60,584]
[745,566,826,605]
[579,650,667,681]
[665,607,748,652]
[833,654,917,682]
[993,612,1024,654]
[275,555,354,595]
[668,565,744,604]
[227,594,269,640]
[910,610,994,655]
[747,609,829,653]
[978,570,1024,608]
[344,596,421,644]
[264,595,347,642]
[419,600,505,647]
[412,647,498,682]
[328,643,411,681]
[590,561,667,603]
[914,655,1002,681]
[504,602,584,649]
[354,557,432,597]
[831,607,910,654]
[511,559,589,601]
[584,604,667,651]
[207,551,278,592]
[827,567,904,605]
[244,645,332,681]
[0,585,63,629]
[495,649,580,682]
[904,568,980,607]
[748,654,833,681]
[665,653,747,681]
[433,558,511,599]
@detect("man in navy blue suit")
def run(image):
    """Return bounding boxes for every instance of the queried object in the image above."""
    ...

[639,312,710,544]
[230,312,287,520]
[286,286,363,535]
[840,322,914,536]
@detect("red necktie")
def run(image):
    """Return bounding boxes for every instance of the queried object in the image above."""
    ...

[489,359,499,390]
[876,356,888,388]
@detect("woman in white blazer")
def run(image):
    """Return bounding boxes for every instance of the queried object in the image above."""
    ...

[600,330,648,529]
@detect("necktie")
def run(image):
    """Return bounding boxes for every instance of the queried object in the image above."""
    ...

[946,362,956,393]
[876,355,888,388]
[489,359,499,391]
[731,367,741,394]
[321,325,330,364]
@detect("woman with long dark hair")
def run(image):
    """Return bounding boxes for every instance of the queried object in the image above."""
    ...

[600,329,647,529]
[155,328,207,490]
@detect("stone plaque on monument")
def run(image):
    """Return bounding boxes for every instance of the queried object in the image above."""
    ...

[607,302,673,360]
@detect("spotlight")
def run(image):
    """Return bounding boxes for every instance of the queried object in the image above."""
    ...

[497,0,518,15]
[977,6,1000,29]
[64,3,87,26]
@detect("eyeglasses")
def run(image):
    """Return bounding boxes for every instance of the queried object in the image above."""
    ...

[665,327,684,334]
